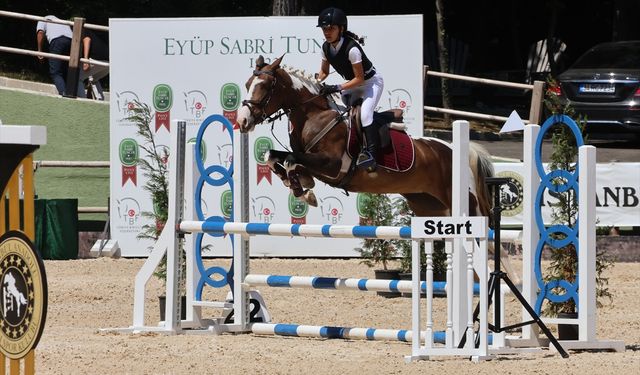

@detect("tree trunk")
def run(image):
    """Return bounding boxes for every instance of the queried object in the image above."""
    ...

[435,0,452,127]
[272,0,299,16]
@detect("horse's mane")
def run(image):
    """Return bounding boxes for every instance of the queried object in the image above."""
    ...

[280,65,346,112]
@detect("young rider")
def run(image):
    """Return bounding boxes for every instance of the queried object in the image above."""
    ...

[316,7,384,173]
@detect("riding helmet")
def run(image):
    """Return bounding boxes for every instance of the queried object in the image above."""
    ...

[317,7,347,29]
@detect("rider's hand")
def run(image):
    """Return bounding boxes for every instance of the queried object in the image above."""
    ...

[319,84,341,96]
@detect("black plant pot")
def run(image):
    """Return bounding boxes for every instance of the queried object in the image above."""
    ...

[374,269,402,298]
[159,295,187,321]
[557,312,579,340]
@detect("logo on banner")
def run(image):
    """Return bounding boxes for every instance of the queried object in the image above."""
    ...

[153,84,173,131]
[221,83,241,129]
[187,137,207,162]
[220,190,233,220]
[496,171,524,217]
[288,193,308,224]
[116,197,142,231]
[254,137,273,185]
[356,193,372,225]
[183,90,208,123]
[119,138,139,186]
[217,143,232,169]
[320,195,344,224]
[252,196,276,223]
[386,88,414,123]
[115,90,140,122]
[0,232,47,360]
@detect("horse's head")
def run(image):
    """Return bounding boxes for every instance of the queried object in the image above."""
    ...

[237,55,286,133]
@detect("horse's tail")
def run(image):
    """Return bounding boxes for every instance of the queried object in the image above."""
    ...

[469,142,494,217]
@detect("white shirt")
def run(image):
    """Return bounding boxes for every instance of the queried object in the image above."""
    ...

[36,15,72,43]
[321,37,363,65]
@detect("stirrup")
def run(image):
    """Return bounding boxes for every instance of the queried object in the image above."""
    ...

[356,151,377,172]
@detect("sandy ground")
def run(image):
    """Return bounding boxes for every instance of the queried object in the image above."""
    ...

[33,257,639,374]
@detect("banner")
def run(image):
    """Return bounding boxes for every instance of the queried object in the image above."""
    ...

[109,16,424,257]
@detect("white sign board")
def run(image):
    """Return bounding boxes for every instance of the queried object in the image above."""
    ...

[109,16,424,257]
[411,217,488,238]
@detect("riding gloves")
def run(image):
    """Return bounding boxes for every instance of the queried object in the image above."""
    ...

[319,84,341,96]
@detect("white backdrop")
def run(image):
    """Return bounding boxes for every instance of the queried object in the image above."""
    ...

[109,15,424,257]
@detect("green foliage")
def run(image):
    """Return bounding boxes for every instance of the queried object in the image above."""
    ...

[356,193,397,270]
[126,100,184,288]
[542,78,613,315]
[393,197,446,277]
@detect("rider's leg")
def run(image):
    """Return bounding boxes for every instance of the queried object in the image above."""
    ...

[356,75,384,172]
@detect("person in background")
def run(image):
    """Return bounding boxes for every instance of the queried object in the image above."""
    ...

[36,15,72,95]
[77,29,109,99]
[315,7,384,173]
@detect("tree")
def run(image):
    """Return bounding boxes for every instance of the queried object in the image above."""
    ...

[434,0,452,126]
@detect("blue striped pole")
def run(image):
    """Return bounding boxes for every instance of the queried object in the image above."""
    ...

[251,323,442,343]
[245,274,480,295]
[180,220,411,240]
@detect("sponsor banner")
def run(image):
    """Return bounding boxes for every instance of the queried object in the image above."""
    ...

[494,162,640,227]
[110,16,424,256]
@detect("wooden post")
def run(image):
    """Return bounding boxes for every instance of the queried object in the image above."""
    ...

[528,80,545,125]
[65,17,85,98]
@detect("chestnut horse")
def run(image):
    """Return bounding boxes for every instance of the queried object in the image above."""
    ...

[236,55,494,218]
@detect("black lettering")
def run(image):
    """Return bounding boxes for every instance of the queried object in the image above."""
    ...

[424,220,436,235]
[623,187,638,207]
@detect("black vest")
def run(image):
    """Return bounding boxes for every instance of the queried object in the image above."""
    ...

[323,38,375,80]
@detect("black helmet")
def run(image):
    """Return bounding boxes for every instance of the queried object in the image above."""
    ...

[317,7,347,29]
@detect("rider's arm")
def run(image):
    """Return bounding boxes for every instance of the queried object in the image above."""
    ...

[317,57,330,82]
[338,46,364,91]
[36,30,45,61]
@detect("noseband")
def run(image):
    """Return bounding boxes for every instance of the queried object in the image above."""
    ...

[242,69,277,123]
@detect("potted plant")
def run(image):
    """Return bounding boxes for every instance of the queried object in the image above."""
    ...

[356,193,401,297]
[392,197,447,298]
[542,79,613,339]
[127,100,187,320]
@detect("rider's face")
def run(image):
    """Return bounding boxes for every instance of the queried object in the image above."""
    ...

[321,25,340,44]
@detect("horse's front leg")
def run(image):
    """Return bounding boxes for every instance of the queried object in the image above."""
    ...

[265,150,292,187]
[283,155,318,207]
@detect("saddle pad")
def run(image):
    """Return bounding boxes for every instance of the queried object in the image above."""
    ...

[347,124,415,172]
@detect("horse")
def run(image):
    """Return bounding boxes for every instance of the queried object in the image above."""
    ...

[236,55,494,219]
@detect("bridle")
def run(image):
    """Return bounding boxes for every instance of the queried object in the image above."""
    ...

[241,69,278,123]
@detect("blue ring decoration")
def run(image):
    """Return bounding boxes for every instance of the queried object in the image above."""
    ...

[195,114,234,186]
[539,169,578,194]
[193,114,236,298]
[535,114,584,180]
[533,114,584,314]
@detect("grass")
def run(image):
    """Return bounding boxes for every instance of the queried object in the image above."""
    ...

[0,88,109,220]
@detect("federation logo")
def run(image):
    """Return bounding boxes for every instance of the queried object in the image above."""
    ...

[386,88,413,120]
[115,90,140,120]
[116,197,141,226]
[183,90,208,120]
[0,231,47,360]
[320,196,344,224]
[251,196,276,223]
[254,137,273,184]
[220,190,233,220]
[495,171,524,217]
[119,138,139,186]
[187,137,207,163]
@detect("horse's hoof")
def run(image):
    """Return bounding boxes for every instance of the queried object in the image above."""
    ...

[283,179,291,187]
[302,190,317,207]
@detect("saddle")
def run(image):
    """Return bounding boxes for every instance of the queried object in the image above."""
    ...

[347,102,415,172]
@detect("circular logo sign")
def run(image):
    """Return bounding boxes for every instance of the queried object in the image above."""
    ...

[220,190,233,219]
[495,171,524,217]
[356,193,371,218]
[220,83,241,111]
[153,84,173,112]
[253,137,273,165]
[0,231,47,359]
[288,193,308,218]
[119,138,139,166]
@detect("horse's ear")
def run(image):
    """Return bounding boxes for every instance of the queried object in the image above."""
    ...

[270,54,286,69]
[255,55,266,69]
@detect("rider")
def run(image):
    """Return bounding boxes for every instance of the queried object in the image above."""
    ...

[316,7,384,173]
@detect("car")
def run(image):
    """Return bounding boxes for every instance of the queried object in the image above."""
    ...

[554,41,640,135]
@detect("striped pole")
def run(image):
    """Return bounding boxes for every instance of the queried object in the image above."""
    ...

[245,274,480,295]
[251,323,442,343]
[180,221,411,239]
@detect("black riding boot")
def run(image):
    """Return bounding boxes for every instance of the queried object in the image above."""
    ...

[357,125,379,173]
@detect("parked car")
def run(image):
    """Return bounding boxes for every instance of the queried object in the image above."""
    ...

[554,41,640,135]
